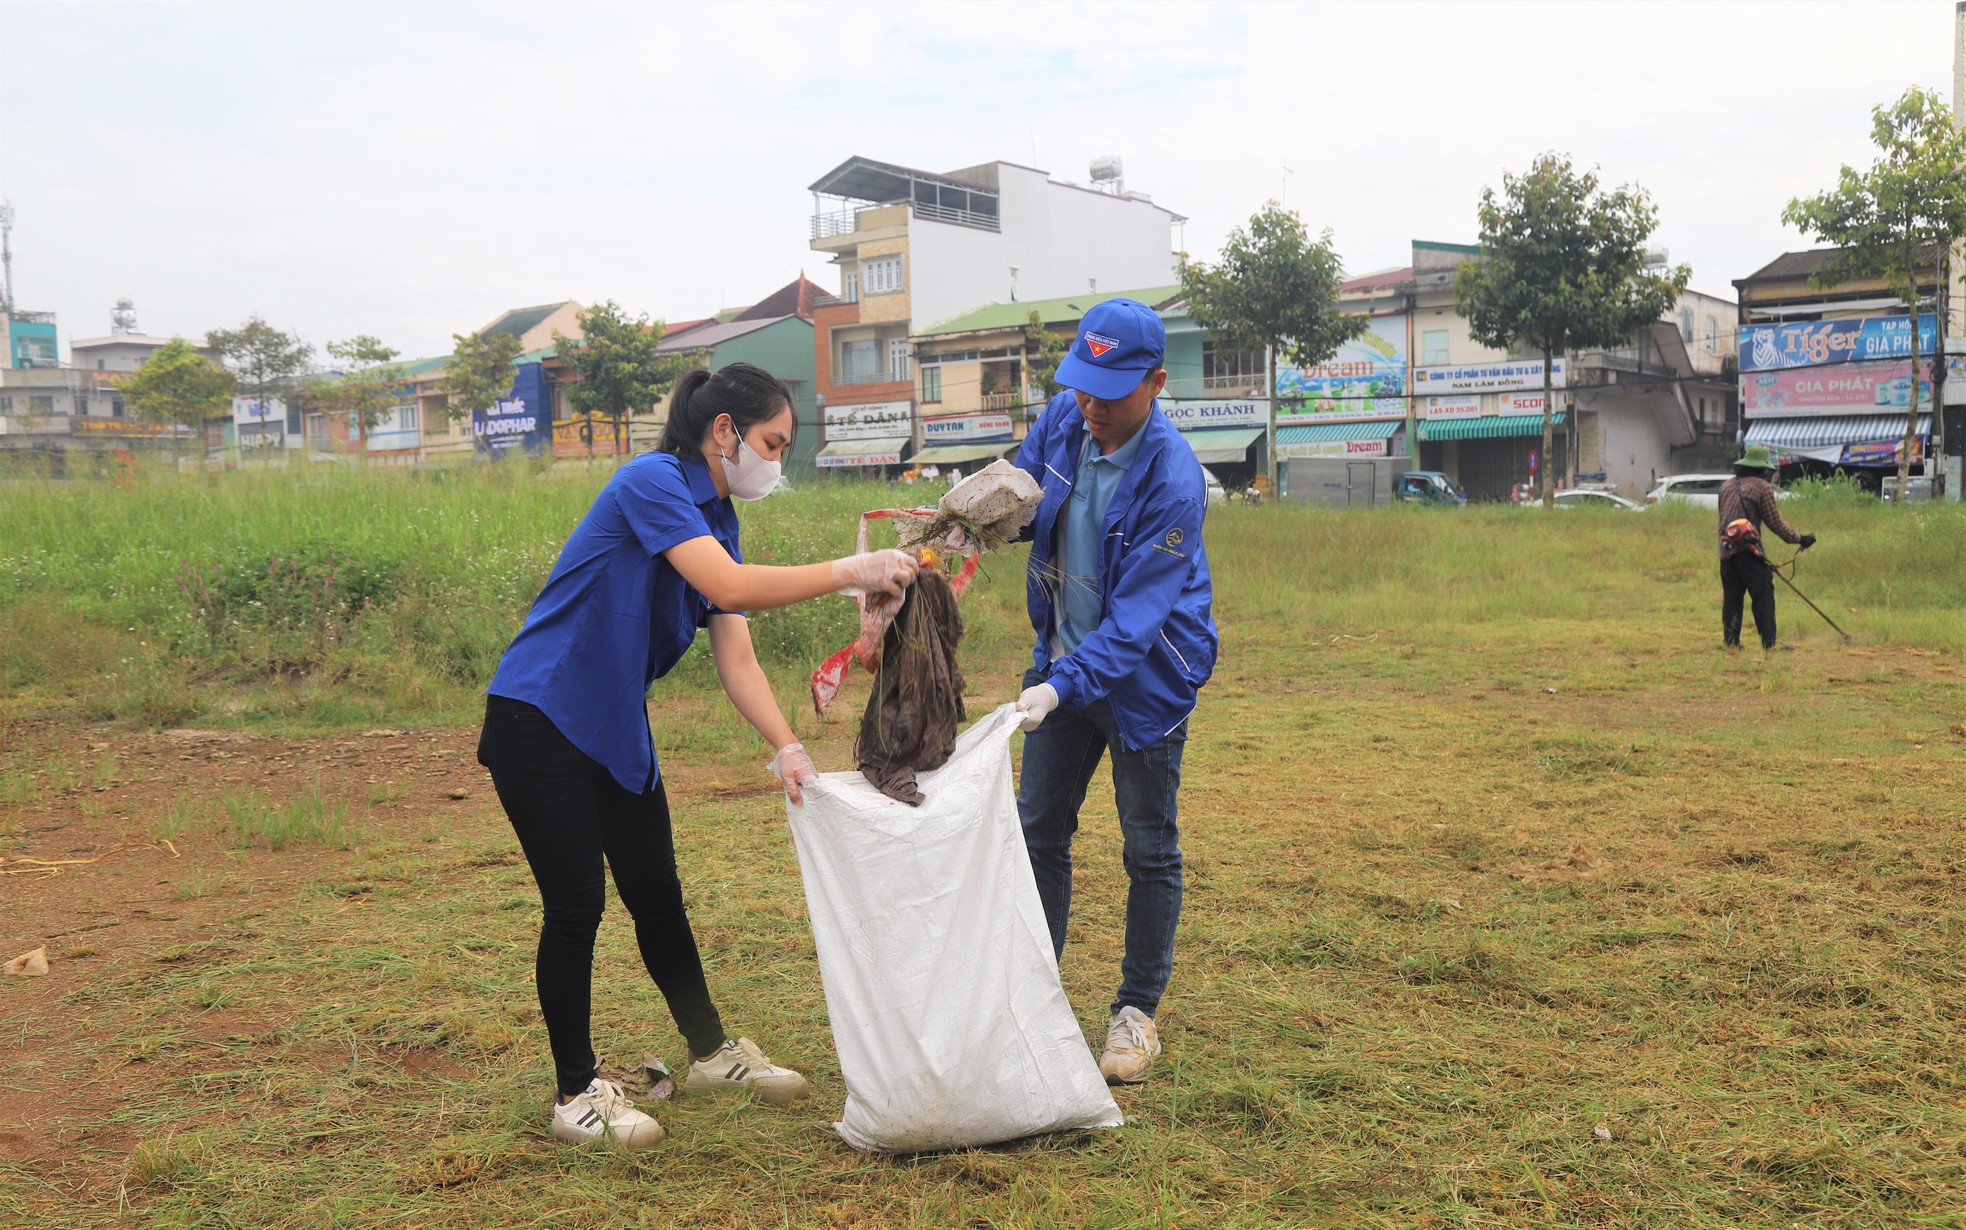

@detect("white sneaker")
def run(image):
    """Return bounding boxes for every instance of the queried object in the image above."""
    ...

[550,1077,666,1149]
[1099,1006,1162,1084]
[682,1037,810,1105]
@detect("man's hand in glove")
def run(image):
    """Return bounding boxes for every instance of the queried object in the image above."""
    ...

[831,549,919,597]
[1016,683,1059,733]
[768,742,818,806]
[1799,533,1817,550]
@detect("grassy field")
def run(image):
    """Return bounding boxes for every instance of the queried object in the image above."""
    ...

[2,464,1964,1228]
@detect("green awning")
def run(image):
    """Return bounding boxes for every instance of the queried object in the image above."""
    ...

[1419,412,1565,442]
[1179,427,1263,464]
[905,442,1017,465]
[815,437,908,467]
[1275,420,1402,444]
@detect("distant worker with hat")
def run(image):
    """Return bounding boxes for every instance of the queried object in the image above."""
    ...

[1009,297,1218,1084]
[1717,444,1816,650]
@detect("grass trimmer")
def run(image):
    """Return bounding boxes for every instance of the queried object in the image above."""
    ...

[1764,543,1851,644]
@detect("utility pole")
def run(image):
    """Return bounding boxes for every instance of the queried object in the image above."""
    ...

[0,201,14,314]
[1944,0,1965,499]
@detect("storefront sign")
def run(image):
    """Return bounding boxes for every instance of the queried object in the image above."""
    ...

[1498,391,1553,414]
[1741,359,1934,418]
[553,411,630,458]
[922,413,1013,442]
[1413,357,1566,395]
[816,448,903,468]
[231,397,288,425]
[473,396,545,458]
[1839,437,1919,467]
[825,400,911,441]
[1275,315,1406,414]
[1425,396,1482,420]
[1158,398,1268,429]
[73,418,181,437]
[1739,314,1935,372]
[1280,436,1389,459]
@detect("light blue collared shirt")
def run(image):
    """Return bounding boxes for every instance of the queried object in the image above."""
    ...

[1055,423,1147,655]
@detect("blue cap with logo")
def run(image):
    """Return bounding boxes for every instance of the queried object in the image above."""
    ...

[1055,297,1167,400]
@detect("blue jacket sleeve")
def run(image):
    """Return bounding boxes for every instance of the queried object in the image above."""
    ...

[1044,495,1205,709]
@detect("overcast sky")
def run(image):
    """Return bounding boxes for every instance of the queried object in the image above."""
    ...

[2,0,1960,362]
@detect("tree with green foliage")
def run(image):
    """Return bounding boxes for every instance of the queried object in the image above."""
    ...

[1455,153,1689,507]
[554,301,703,418]
[307,336,408,460]
[205,315,312,452]
[123,338,237,464]
[443,330,524,427]
[1179,202,1367,495]
[1782,87,1966,499]
[1023,309,1071,407]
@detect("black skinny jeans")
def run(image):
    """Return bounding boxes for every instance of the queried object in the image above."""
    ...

[477,695,725,1097]
[1719,553,1778,648]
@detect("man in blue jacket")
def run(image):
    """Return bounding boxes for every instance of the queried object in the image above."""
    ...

[1012,297,1217,1084]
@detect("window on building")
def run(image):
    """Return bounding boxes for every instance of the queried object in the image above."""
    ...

[1200,341,1264,380]
[97,360,106,370]
[865,255,904,295]
[921,364,942,404]
[1422,329,1449,365]
[112,398,125,418]
[75,396,90,415]
[1704,317,1718,351]
[889,338,910,383]
[839,339,880,383]
[843,270,859,303]
[0,396,12,412]
[1680,309,1694,342]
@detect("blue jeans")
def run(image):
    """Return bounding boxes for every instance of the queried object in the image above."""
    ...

[1016,666,1186,1018]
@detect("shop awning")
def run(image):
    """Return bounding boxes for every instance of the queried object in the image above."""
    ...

[1419,412,1565,442]
[1275,421,1401,444]
[1180,427,1264,464]
[905,442,1017,466]
[1744,414,1930,449]
[815,437,909,467]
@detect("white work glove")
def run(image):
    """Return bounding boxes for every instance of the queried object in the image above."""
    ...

[767,742,818,806]
[1016,683,1059,733]
[831,549,919,598]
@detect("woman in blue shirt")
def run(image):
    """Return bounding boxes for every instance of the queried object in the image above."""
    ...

[478,363,917,1149]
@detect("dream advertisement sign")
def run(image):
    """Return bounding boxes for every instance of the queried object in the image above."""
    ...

[1739,314,1935,372]
[1275,314,1406,414]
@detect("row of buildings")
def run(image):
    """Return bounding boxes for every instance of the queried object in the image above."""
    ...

[4,152,1962,500]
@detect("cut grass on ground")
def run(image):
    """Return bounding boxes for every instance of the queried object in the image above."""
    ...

[1,467,1962,1227]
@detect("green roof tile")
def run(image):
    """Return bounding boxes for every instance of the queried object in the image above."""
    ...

[918,286,1185,337]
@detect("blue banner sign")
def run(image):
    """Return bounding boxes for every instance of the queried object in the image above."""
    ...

[470,363,551,458]
[1739,314,1935,372]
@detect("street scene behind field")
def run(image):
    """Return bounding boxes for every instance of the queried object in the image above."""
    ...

[5,3,1966,1227]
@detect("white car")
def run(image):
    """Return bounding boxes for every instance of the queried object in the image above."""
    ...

[1201,469,1227,506]
[1537,488,1642,511]
[1642,474,1792,509]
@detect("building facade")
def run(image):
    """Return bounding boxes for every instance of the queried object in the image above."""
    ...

[807,156,1183,475]
[1733,247,1941,482]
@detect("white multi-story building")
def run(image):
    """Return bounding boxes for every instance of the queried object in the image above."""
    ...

[806,156,1184,471]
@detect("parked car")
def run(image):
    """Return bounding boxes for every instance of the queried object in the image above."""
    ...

[1393,470,1465,506]
[1201,469,1227,506]
[1643,473,1793,508]
[1528,488,1642,511]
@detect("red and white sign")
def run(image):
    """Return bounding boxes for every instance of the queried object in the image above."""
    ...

[1425,396,1482,420]
[1499,391,1551,414]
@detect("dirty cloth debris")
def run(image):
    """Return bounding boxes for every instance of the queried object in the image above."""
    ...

[4,947,49,977]
[855,568,965,805]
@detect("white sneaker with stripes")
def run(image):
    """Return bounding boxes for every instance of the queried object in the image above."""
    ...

[550,1077,666,1149]
[682,1037,810,1105]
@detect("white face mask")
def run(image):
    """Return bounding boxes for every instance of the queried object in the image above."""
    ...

[718,431,782,501]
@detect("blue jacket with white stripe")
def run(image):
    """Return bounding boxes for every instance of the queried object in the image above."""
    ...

[1014,391,1217,750]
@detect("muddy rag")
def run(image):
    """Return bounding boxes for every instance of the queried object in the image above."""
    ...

[855,568,965,805]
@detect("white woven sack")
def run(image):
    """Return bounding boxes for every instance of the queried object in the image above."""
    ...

[786,703,1122,1152]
